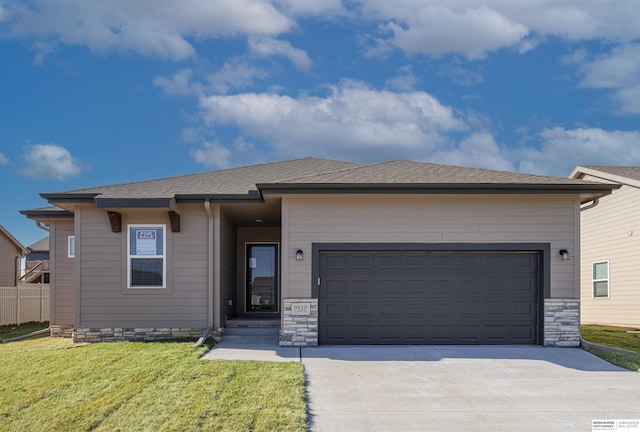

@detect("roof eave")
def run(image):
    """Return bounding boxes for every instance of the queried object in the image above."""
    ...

[257,182,619,197]
[19,208,75,220]
[571,166,640,189]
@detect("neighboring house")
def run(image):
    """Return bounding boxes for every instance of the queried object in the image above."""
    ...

[21,158,617,346]
[22,236,50,284]
[0,224,27,287]
[570,166,640,328]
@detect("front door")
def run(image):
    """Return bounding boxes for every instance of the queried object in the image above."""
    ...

[246,243,279,313]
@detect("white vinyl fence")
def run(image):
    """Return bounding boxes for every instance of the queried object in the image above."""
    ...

[0,283,50,326]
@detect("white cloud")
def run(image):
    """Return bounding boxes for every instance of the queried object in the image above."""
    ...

[189,140,233,168]
[207,58,268,94]
[155,60,269,97]
[358,1,640,59]
[0,153,9,165]
[431,132,515,171]
[189,137,262,169]
[276,0,348,17]
[518,127,640,175]
[249,37,312,71]
[196,80,467,162]
[439,60,484,86]
[382,6,529,59]
[153,68,198,96]
[386,65,419,91]
[561,47,588,65]
[20,144,84,180]
[4,0,292,61]
[31,40,57,65]
[578,44,640,115]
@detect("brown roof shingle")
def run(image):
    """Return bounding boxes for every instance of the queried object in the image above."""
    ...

[580,166,640,182]
[275,160,605,185]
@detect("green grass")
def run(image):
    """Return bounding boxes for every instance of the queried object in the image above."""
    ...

[581,324,640,372]
[0,321,49,342]
[0,338,307,431]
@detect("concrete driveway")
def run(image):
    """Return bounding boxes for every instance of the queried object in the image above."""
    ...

[301,346,640,432]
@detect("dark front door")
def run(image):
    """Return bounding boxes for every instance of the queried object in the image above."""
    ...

[246,244,279,313]
[318,250,539,345]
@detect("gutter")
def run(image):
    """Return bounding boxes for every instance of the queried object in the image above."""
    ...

[580,199,599,212]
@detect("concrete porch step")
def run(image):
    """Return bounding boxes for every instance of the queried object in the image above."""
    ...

[222,318,281,344]
[220,334,280,344]
[224,327,280,337]
[225,318,280,328]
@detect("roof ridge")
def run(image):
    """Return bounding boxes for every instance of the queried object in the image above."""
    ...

[272,159,376,183]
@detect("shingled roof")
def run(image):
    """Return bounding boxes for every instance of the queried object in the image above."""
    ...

[575,166,640,183]
[39,157,616,205]
[42,158,361,200]
[273,160,598,185]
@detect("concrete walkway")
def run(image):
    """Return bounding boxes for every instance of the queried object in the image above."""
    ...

[203,344,640,432]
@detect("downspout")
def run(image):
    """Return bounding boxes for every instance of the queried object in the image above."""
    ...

[204,200,214,327]
[580,199,599,212]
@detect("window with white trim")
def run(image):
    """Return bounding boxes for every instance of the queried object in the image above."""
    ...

[68,236,75,258]
[128,225,166,288]
[592,260,609,298]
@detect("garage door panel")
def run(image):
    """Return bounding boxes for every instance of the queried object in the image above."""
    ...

[319,250,539,345]
[351,254,374,269]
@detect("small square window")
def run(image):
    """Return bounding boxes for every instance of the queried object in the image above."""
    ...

[592,261,609,298]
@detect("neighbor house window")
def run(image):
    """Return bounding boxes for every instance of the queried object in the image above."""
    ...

[128,225,165,288]
[592,261,609,298]
[68,236,75,258]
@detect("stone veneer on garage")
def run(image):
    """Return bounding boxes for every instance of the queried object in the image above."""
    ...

[280,298,318,347]
[543,299,580,347]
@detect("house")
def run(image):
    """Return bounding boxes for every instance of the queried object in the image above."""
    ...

[570,166,640,328]
[21,158,617,346]
[0,224,27,287]
[21,236,50,284]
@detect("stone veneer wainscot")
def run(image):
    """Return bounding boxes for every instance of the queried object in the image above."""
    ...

[280,298,318,347]
[73,327,214,343]
[544,299,580,347]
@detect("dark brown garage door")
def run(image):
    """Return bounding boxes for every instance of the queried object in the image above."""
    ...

[318,251,539,345]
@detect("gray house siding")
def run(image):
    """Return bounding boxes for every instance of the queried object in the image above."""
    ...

[77,204,209,328]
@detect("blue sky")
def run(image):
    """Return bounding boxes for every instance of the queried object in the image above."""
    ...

[1,0,640,246]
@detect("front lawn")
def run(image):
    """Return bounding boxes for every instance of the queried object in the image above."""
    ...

[581,324,640,372]
[0,321,49,342]
[0,338,307,431]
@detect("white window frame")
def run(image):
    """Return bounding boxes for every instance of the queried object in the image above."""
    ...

[592,260,610,299]
[68,236,75,258]
[127,224,166,289]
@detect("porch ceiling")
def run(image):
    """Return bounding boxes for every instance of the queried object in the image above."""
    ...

[223,197,281,227]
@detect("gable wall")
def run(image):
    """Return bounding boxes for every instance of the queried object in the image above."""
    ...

[77,204,209,328]
[282,194,580,300]
[0,232,20,286]
[580,175,640,327]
